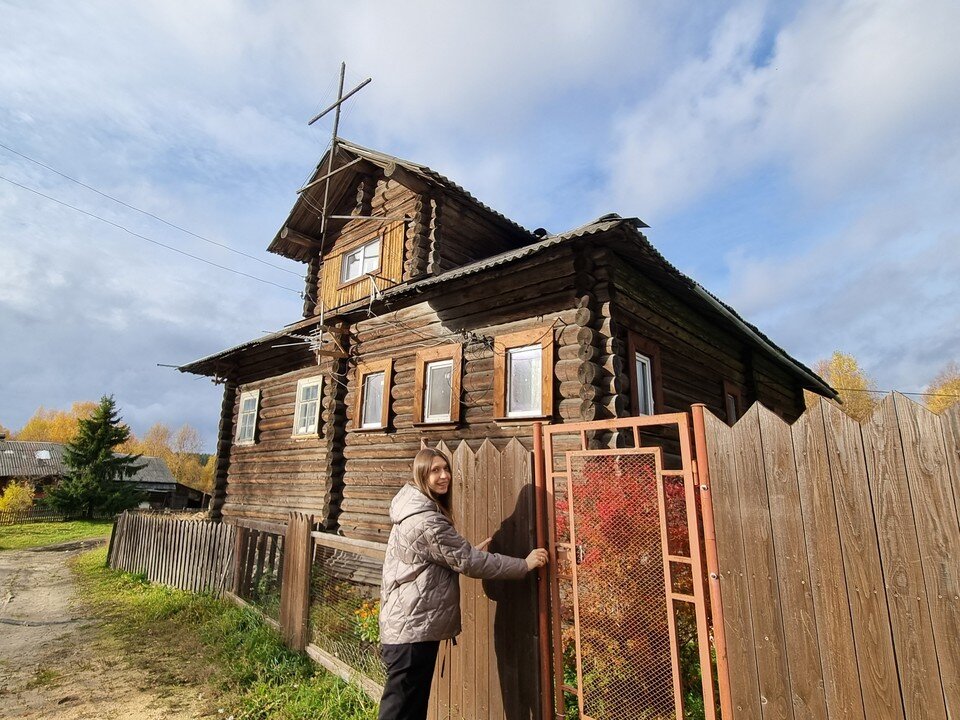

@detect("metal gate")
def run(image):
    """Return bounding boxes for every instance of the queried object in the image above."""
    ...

[535,413,718,720]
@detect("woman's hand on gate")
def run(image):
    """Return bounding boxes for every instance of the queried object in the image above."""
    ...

[525,548,548,571]
[475,537,492,552]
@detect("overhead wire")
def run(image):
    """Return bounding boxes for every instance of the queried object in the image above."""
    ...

[0,174,302,295]
[0,141,302,278]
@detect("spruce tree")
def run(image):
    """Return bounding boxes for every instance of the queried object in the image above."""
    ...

[46,395,144,518]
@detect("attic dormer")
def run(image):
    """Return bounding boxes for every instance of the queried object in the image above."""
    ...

[267,139,536,318]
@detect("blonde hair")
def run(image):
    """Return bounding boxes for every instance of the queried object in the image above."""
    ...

[412,448,454,523]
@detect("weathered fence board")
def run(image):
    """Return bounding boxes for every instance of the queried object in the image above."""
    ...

[704,394,959,719]
[107,511,236,595]
[793,403,864,720]
[426,438,540,720]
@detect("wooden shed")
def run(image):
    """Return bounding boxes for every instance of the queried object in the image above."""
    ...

[180,139,835,540]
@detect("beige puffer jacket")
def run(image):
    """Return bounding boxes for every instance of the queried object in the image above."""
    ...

[379,483,528,644]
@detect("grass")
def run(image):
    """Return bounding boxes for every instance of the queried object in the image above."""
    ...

[73,547,379,720]
[0,519,114,550]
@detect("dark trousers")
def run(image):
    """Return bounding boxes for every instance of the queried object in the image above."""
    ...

[378,641,440,720]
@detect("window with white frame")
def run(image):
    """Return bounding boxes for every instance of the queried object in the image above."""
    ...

[423,359,453,422]
[507,344,542,417]
[340,237,381,284]
[634,352,655,415]
[361,371,386,428]
[235,390,260,444]
[292,377,323,437]
[354,359,392,431]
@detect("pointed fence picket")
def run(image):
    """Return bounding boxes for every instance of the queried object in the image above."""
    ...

[701,394,960,720]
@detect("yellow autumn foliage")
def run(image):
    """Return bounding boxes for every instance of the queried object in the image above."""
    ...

[15,402,99,442]
[925,362,960,414]
[0,481,35,513]
[813,351,878,422]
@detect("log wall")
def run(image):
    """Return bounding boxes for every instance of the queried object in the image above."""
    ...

[216,234,816,536]
[221,357,342,525]
[609,251,805,424]
[338,246,581,541]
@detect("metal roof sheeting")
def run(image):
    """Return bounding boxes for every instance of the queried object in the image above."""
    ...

[0,442,178,490]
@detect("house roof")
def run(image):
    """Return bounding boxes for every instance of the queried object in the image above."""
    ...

[374,214,836,398]
[181,210,836,398]
[267,138,536,261]
[124,456,177,492]
[0,441,66,477]
[0,441,178,491]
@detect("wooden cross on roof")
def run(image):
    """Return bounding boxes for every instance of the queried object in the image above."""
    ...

[306,62,372,242]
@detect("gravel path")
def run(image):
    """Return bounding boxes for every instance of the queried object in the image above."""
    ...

[0,540,211,719]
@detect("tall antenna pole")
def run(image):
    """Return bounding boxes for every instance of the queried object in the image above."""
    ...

[319,62,347,242]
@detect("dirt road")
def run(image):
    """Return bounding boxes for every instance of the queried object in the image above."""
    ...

[0,541,210,719]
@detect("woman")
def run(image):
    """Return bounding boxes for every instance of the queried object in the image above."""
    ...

[378,448,548,720]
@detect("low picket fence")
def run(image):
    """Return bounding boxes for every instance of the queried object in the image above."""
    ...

[107,511,236,594]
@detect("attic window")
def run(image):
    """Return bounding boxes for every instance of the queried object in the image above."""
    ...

[35,450,51,461]
[340,237,381,284]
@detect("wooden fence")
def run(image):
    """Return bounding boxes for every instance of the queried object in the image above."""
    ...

[701,395,960,719]
[0,507,66,525]
[107,511,237,595]
[223,439,540,719]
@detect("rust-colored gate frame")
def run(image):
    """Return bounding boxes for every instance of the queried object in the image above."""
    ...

[533,411,728,720]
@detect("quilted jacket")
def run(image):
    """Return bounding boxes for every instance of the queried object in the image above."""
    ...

[379,483,528,644]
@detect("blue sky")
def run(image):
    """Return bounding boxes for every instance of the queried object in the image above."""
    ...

[1,0,958,449]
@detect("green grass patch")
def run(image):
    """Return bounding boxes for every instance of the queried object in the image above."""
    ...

[73,547,378,720]
[0,520,113,550]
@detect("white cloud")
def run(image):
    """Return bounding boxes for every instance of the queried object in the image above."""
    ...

[603,0,960,219]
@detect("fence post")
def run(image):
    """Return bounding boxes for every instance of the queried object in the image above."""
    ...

[232,525,249,595]
[691,403,733,720]
[105,512,120,567]
[279,512,313,651]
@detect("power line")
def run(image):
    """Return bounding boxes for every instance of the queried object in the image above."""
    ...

[0,174,302,295]
[0,141,302,278]
[832,387,960,399]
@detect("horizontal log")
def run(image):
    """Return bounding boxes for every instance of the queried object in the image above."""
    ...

[560,380,583,400]
[555,359,584,383]
[577,361,603,385]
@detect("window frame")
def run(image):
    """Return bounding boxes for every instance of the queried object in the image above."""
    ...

[414,344,463,426]
[627,333,663,417]
[493,326,555,420]
[338,236,383,288]
[291,376,324,438]
[723,379,744,424]
[353,359,392,431]
[235,389,260,446]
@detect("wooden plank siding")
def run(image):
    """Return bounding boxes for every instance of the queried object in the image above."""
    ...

[703,395,960,719]
[320,220,406,311]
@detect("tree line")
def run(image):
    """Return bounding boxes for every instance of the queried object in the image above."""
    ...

[810,353,960,421]
[0,401,215,494]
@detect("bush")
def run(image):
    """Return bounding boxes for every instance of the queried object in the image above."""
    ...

[0,481,35,513]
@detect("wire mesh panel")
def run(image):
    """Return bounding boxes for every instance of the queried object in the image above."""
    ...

[563,449,675,720]
[235,527,284,620]
[308,540,386,685]
[542,414,717,720]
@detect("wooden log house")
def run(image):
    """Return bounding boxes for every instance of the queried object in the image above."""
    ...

[180,139,836,540]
